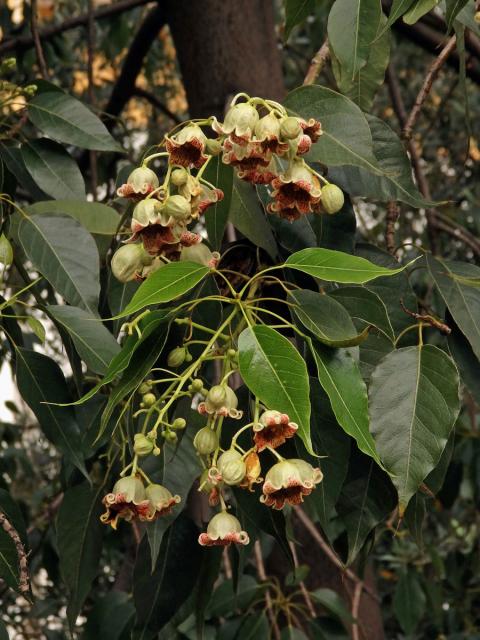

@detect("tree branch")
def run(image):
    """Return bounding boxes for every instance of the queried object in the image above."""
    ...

[254,540,281,640]
[385,200,400,255]
[0,511,29,595]
[303,38,330,85]
[30,0,49,79]
[133,87,182,124]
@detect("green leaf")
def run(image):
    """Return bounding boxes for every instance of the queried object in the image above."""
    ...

[57,482,105,628]
[0,620,8,640]
[328,0,382,81]
[329,286,394,341]
[235,613,269,639]
[27,316,46,343]
[359,332,394,381]
[238,325,312,453]
[427,255,480,360]
[376,0,416,37]
[207,575,262,618]
[290,289,370,347]
[17,214,100,315]
[113,261,209,319]
[369,345,460,510]
[28,92,121,151]
[403,0,438,23]
[133,515,203,638]
[81,591,134,640]
[228,177,277,259]
[0,143,48,200]
[309,340,379,463]
[0,233,13,266]
[283,85,381,172]
[48,305,120,375]
[393,570,426,634]
[15,347,87,477]
[404,493,426,548]
[445,0,470,31]
[310,589,354,626]
[330,115,432,207]
[21,139,85,201]
[203,155,234,251]
[448,318,480,406]
[285,247,411,283]
[284,0,317,39]
[27,200,120,235]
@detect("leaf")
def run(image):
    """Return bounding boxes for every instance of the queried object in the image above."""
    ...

[328,0,382,81]
[81,591,135,640]
[309,340,379,463]
[284,85,381,172]
[359,332,394,381]
[427,255,480,360]
[393,570,426,634]
[27,200,120,235]
[0,489,27,592]
[28,92,121,151]
[285,247,411,284]
[403,0,437,24]
[445,0,470,31]
[0,233,13,266]
[290,289,370,347]
[203,155,234,251]
[27,316,45,343]
[404,493,426,548]
[329,286,394,341]
[376,0,416,37]
[284,0,317,39]
[21,139,85,201]
[57,482,106,628]
[235,613,269,639]
[0,621,8,640]
[207,575,262,618]
[369,345,460,510]
[310,589,354,626]
[228,177,277,259]
[17,214,100,315]
[0,143,49,200]
[133,514,203,638]
[48,305,120,375]
[113,261,210,319]
[238,325,312,453]
[447,316,480,406]
[15,347,87,477]
[330,115,432,207]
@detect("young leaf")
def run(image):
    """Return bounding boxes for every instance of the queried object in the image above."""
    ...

[48,305,120,375]
[238,325,312,454]
[203,155,234,250]
[376,0,416,37]
[284,0,317,39]
[403,0,437,24]
[28,91,122,151]
[309,340,379,463]
[17,214,100,315]
[369,345,460,510]
[290,289,370,347]
[57,482,105,628]
[445,0,470,32]
[27,200,120,235]
[112,261,210,319]
[310,589,354,626]
[27,316,45,343]
[21,139,85,200]
[285,247,411,283]
[329,285,394,341]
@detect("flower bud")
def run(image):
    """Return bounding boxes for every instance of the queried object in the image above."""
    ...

[218,449,246,486]
[205,138,223,155]
[198,511,249,546]
[171,167,189,186]
[23,84,38,96]
[134,434,154,457]
[1,58,16,71]
[206,385,228,410]
[191,378,204,392]
[164,431,178,444]
[280,116,302,140]
[138,382,152,394]
[255,112,281,140]
[0,233,13,266]
[111,243,153,283]
[193,426,219,455]
[167,347,187,368]
[180,243,218,267]
[172,417,186,430]
[321,184,344,215]
[142,393,156,407]
[130,167,159,192]
[112,476,145,503]
[162,195,191,221]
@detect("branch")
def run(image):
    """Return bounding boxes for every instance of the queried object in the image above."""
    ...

[351,581,363,640]
[133,87,182,124]
[0,0,153,56]
[0,511,29,595]
[289,540,316,618]
[254,540,281,640]
[30,0,49,79]
[385,200,400,255]
[303,38,330,85]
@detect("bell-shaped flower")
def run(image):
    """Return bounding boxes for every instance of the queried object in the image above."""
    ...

[267,160,322,222]
[260,459,323,510]
[143,483,181,521]
[100,476,150,529]
[217,449,246,486]
[237,158,277,185]
[166,124,208,168]
[117,167,159,198]
[253,410,298,452]
[253,112,289,156]
[198,386,243,419]
[198,511,249,547]
[212,102,259,144]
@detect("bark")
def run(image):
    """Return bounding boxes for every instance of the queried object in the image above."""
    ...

[165,0,285,119]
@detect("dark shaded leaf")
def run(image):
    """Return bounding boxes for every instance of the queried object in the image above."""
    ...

[204,156,234,251]
[393,570,426,634]
[284,0,317,39]
[81,591,135,640]
[329,285,394,341]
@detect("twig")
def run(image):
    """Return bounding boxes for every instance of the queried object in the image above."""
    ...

[385,201,400,255]
[0,0,152,56]
[303,39,330,85]
[254,540,281,640]
[30,0,49,79]
[294,508,379,603]
[429,214,480,256]
[0,511,29,595]
[403,35,457,140]
[222,547,232,579]
[351,581,363,640]
[289,541,316,618]
[133,87,182,124]
[86,0,98,199]
[400,298,451,335]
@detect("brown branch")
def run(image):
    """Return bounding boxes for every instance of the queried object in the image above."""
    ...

[133,87,182,124]
[351,581,363,640]
[254,540,281,640]
[400,298,451,335]
[303,38,330,85]
[403,35,457,140]
[289,541,316,618]
[0,511,29,595]
[294,508,379,603]
[430,216,480,256]
[30,0,49,79]
[0,0,153,56]
[385,200,400,255]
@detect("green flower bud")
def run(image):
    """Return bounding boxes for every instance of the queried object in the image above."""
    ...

[206,385,228,410]
[475,10,480,23]
[218,449,246,486]
[172,417,186,430]
[1,58,16,71]
[171,167,189,186]
[227,348,237,359]
[142,393,156,407]
[167,346,187,368]
[162,194,191,221]
[128,166,159,193]
[191,378,204,392]
[134,433,154,457]
[23,84,38,96]
[0,233,13,266]
[321,184,345,215]
[164,431,178,444]
[138,382,152,394]
[205,138,223,155]
[111,243,153,283]
[280,116,302,140]
[111,476,145,503]
[193,426,219,455]
[180,243,217,267]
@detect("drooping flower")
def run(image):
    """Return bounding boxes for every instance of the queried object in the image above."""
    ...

[190,184,224,218]
[237,158,277,185]
[144,483,181,521]
[100,476,150,529]
[198,511,249,547]
[222,137,271,172]
[253,410,298,452]
[267,160,322,221]
[136,224,181,256]
[253,112,289,156]
[260,459,323,510]
[212,102,260,144]
[180,244,220,268]
[117,167,159,199]
[300,117,322,143]
[130,199,170,235]
[198,385,243,419]
[166,124,208,168]
[110,243,153,283]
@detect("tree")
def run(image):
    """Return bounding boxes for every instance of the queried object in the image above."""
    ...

[0,1,479,638]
